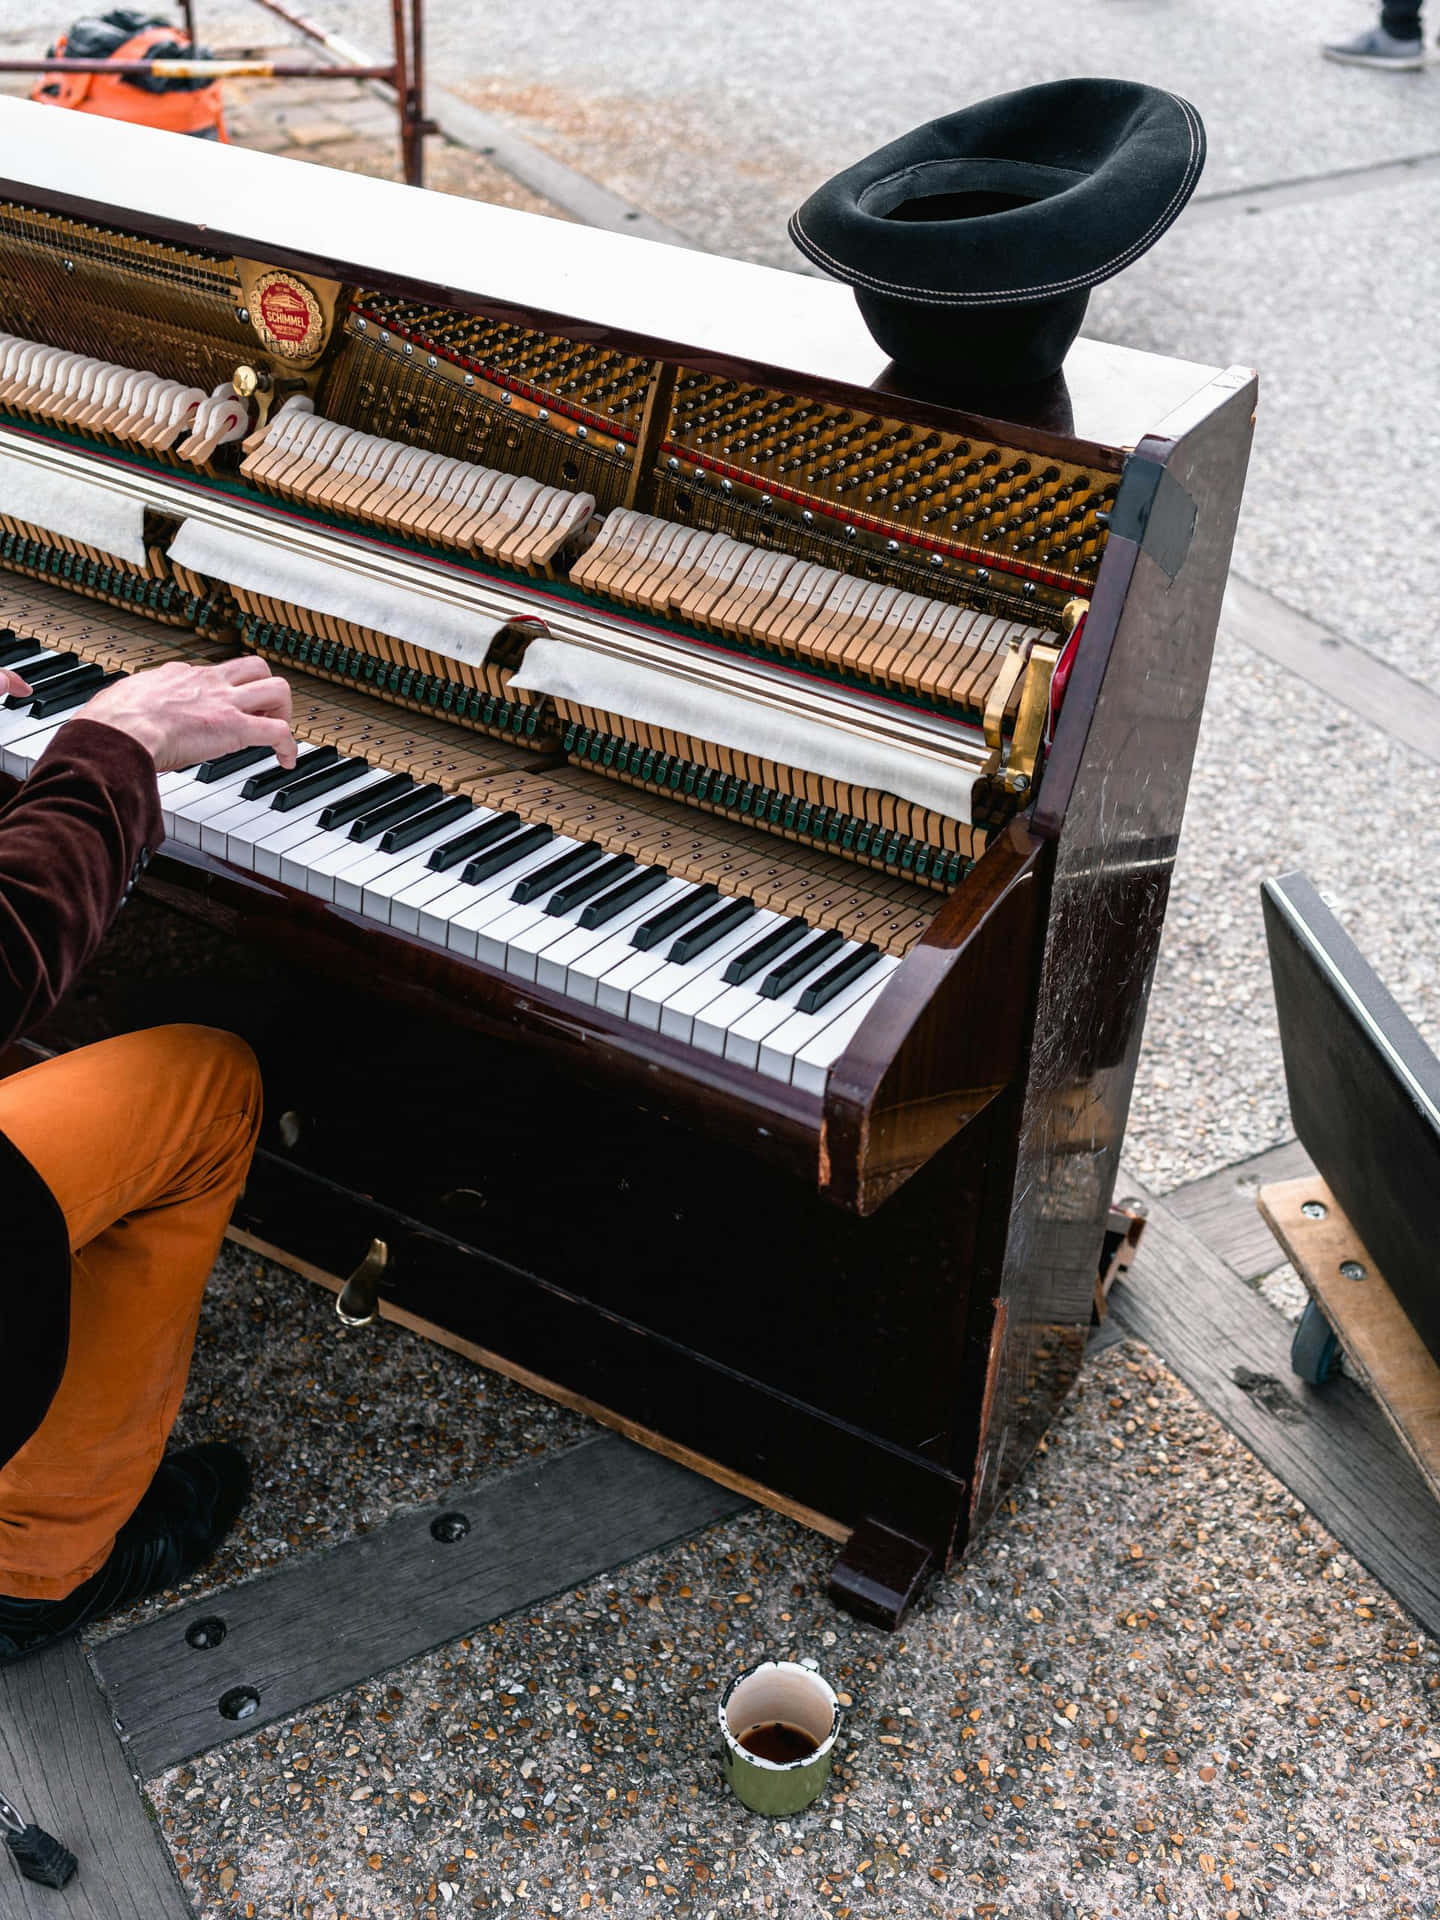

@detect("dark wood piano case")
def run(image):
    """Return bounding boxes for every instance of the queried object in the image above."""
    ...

[8,112,1256,1625]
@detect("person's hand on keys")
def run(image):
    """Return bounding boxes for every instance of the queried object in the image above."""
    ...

[0,668,31,700]
[79,656,297,773]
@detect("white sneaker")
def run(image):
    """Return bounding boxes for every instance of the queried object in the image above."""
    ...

[1322,24,1426,66]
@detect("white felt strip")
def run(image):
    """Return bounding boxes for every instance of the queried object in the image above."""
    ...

[167,518,500,669]
[0,445,148,565]
[510,636,976,824]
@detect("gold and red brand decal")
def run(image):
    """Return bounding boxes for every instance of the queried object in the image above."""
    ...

[251,271,324,358]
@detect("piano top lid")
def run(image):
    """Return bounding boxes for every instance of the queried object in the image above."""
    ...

[0,98,1230,457]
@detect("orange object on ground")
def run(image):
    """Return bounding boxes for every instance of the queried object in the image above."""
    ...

[31,15,228,139]
[0,1025,260,1600]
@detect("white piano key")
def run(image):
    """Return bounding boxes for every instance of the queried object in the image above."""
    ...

[381,860,479,929]
[535,877,693,1000]
[591,942,672,1018]
[214,769,394,871]
[356,814,499,927]
[632,919,775,1034]
[466,841,611,973]
[755,956,900,1082]
[792,984,895,1096]
[535,876,690,997]
[168,766,276,845]
[476,899,571,978]
[252,787,371,878]
[653,909,788,1043]
[199,795,284,866]
[690,979,767,1056]
[438,837,582,957]
[2,717,71,780]
[299,802,408,897]
[722,943,864,1071]
[157,776,218,836]
[582,887,703,1012]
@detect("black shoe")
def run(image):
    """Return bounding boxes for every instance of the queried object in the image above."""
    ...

[0,1441,250,1665]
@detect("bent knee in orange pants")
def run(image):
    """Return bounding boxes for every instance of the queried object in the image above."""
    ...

[0,1025,261,1599]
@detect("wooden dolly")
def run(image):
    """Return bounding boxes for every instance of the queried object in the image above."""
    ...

[1259,1173,1440,1506]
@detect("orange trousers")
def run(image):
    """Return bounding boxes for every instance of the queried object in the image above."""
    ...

[0,1026,261,1599]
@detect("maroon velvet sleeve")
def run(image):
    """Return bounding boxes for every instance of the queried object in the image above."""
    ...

[0,717,162,1048]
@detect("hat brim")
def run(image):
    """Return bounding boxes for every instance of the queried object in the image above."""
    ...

[789,78,1206,309]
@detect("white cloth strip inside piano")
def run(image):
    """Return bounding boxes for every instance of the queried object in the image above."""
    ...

[510,635,982,824]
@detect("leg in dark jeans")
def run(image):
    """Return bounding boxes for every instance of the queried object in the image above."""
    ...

[1381,0,1422,37]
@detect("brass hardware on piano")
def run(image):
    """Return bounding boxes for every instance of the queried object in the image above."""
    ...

[3,101,1255,1626]
[336,1238,389,1328]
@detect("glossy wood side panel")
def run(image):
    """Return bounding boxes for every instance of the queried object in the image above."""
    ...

[962,371,1259,1539]
[822,822,1050,1216]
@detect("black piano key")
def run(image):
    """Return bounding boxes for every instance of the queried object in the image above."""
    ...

[348,782,445,843]
[18,652,79,685]
[9,661,107,710]
[460,821,553,884]
[0,636,43,668]
[510,840,602,905]
[668,896,755,965]
[630,883,720,952]
[242,744,339,800]
[797,942,881,1014]
[722,918,807,985]
[379,793,472,854]
[319,771,411,830]
[545,853,635,917]
[759,928,846,1000]
[30,669,122,719]
[6,654,78,702]
[271,757,370,812]
[577,866,667,930]
[195,743,274,784]
[427,810,522,872]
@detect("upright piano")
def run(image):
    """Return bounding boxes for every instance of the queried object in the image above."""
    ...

[0,99,1254,1625]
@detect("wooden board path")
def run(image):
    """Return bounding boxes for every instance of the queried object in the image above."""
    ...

[1165,1137,1315,1281]
[0,1637,191,1919]
[1111,1174,1440,1640]
[94,1433,746,1779]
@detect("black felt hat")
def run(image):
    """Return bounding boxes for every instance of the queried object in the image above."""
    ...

[789,79,1205,392]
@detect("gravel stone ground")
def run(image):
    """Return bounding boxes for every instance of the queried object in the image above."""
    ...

[145,1315,1440,1919]
[1123,627,1440,1195]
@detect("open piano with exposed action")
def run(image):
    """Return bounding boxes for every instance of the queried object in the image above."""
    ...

[0,99,1254,1624]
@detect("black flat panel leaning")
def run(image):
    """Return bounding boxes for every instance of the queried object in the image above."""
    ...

[1262,871,1440,1367]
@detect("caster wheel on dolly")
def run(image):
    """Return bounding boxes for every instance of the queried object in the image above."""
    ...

[1291,1297,1342,1386]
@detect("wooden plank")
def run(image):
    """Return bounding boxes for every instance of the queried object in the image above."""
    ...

[1260,1175,1440,1503]
[0,1638,190,1918]
[230,1224,848,1542]
[1222,576,1440,769]
[1110,1176,1440,1639]
[93,1435,747,1779]
[1166,1137,1315,1280]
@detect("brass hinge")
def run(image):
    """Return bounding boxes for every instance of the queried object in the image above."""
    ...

[985,599,1088,799]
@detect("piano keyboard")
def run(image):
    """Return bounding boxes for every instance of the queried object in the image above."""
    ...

[0,592,918,1093]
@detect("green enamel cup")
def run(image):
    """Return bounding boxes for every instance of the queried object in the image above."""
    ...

[718,1659,840,1816]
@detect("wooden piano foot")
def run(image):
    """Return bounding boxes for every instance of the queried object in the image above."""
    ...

[827,1517,936,1630]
